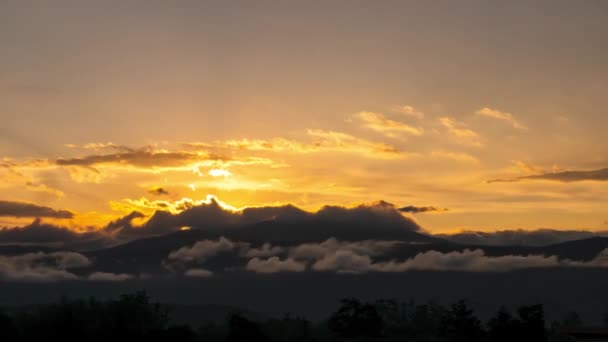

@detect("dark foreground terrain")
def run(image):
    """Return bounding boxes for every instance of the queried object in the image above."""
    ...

[1,290,602,342]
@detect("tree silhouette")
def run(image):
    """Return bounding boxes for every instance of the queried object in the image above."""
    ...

[517,304,547,342]
[488,306,519,342]
[442,300,484,342]
[227,312,266,342]
[328,298,383,339]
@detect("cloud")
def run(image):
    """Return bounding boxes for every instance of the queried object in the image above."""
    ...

[398,206,448,214]
[55,146,210,169]
[476,107,528,130]
[430,151,479,164]
[185,268,214,277]
[1,198,427,249]
[147,187,169,196]
[312,250,374,273]
[439,117,482,147]
[245,243,285,258]
[0,219,109,249]
[0,200,74,218]
[66,142,134,152]
[126,198,425,243]
[369,249,564,272]
[488,167,608,183]
[511,160,547,174]
[0,251,91,282]
[394,105,424,119]
[354,111,424,138]
[246,257,306,273]
[288,238,401,261]
[437,229,608,247]
[0,162,64,197]
[88,272,133,281]
[167,237,246,265]
[217,129,405,159]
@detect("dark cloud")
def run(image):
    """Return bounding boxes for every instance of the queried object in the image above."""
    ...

[139,199,429,244]
[147,187,169,196]
[399,205,448,214]
[0,200,73,218]
[0,200,433,251]
[0,219,109,249]
[437,229,608,247]
[55,150,203,168]
[488,167,608,183]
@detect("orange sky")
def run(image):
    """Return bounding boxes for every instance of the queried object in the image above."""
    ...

[1,1,608,233]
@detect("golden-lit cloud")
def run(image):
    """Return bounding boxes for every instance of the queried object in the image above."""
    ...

[213,129,406,159]
[511,160,547,174]
[439,117,482,147]
[355,111,424,138]
[476,107,528,130]
[112,195,239,215]
[431,151,479,164]
[394,105,425,119]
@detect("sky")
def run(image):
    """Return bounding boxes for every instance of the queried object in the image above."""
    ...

[1,0,608,234]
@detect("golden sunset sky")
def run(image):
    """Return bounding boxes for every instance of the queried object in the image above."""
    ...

[1,1,608,234]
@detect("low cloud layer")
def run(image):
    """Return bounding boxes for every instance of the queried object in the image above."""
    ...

[246,257,306,273]
[0,251,91,282]
[0,200,74,218]
[165,236,608,275]
[438,229,608,247]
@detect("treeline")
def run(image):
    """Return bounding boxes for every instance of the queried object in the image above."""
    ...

[0,291,596,341]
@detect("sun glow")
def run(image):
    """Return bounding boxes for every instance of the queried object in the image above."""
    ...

[208,169,232,177]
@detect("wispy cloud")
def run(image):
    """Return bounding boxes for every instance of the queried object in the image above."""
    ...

[215,129,406,159]
[394,105,424,119]
[439,117,482,147]
[355,111,424,138]
[476,107,528,130]
[430,151,479,164]
[489,167,608,183]
[398,206,448,214]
